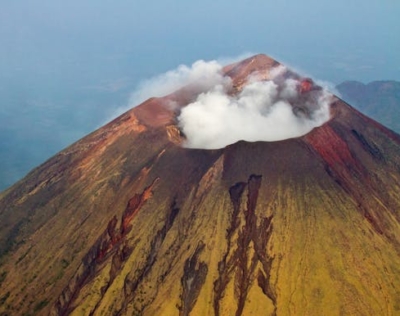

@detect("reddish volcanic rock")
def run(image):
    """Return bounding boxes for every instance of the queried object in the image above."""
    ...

[299,78,314,93]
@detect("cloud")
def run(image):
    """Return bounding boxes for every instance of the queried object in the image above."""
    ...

[130,60,227,103]
[178,65,333,149]
[109,59,230,119]
[110,56,333,149]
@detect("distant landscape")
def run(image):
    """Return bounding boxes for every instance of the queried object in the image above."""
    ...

[0,80,135,191]
[336,80,400,133]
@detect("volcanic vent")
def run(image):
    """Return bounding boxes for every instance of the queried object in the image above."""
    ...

[173,59,334,149]
[0,54,400,316]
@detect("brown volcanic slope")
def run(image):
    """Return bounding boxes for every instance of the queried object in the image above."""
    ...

[1,54,400,316]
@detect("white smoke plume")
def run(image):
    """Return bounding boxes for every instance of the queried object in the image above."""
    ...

[130,60,229,106]
[115,56,333,149]
[177,64,332,149]
[109,60,230,120]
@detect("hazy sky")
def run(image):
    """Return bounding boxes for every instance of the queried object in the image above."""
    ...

[0,0,399,190]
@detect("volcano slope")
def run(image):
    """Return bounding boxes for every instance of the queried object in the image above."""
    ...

[1,54,400,316]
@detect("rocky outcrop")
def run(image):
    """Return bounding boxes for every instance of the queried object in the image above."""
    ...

[52,179,158,315]
[214,175,275,316]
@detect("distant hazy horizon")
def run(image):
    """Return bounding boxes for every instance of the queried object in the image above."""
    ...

[1,0,399,190]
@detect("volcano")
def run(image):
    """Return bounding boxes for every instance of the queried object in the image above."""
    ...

[1,54,400,316]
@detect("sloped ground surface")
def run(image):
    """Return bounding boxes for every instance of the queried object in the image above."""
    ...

[1,55,400,315]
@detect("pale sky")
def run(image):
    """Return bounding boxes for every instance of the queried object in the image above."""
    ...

[1,0,399,189]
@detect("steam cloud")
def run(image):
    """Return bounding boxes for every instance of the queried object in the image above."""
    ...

[125,57,333,149]
[177,63,332,149]
[130,60,229,105]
